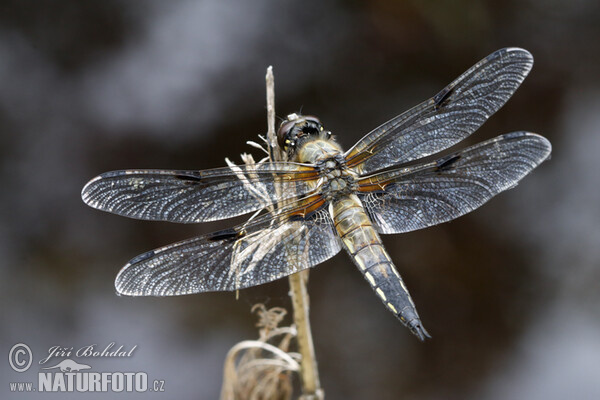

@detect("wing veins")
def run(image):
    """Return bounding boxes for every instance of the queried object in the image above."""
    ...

[359,132,551,234]
[345,48,534,174]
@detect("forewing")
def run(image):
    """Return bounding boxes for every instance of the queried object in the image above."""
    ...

[81,162,319,223]
[358,132,551,234]
[345,48,534,174]
[115,196,342,296]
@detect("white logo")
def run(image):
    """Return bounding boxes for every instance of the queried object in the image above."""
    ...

[41,359,91,372]
[8,342,165,393]
[8,343,32,373]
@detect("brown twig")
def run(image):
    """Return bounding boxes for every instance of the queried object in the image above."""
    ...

[265,66,323,399]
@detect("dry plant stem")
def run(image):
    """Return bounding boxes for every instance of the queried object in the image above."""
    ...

[265,67,324,399]
[288,272,323,399]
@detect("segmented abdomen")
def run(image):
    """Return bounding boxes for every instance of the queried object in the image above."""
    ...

[331,194,430,340]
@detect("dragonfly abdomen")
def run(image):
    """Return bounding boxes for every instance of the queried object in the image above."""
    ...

[332,194,431,340]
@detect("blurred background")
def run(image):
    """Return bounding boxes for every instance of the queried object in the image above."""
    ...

[1,1,599,399]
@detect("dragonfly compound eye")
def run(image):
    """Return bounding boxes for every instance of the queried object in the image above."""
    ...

[277,120,297,151]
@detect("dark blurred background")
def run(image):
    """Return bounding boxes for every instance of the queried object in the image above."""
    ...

[1,1,599,399]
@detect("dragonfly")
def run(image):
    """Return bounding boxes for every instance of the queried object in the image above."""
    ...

[82,48,551,341]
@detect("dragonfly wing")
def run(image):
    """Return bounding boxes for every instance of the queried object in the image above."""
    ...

[115,196,341,296]
[81,162,319,223]
[345,48,534,174]
[358,132,551,234]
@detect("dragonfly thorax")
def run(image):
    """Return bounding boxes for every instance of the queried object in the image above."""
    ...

[316,155,358,201]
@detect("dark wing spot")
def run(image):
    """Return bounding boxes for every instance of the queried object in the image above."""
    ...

[128,250,157,265]
[174,174,202,183]
[288,214,307,222]
[436,154,461,171]
[433,86,455,110]
[207,228,242,242]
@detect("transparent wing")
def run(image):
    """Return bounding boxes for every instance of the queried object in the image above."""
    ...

[357,132,551,234]
[345,48,534,174]
[81,162,320,223]
[115,195,342,296]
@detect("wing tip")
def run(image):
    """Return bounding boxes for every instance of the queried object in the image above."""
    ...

[114,262,137,297]
[114,250,202,297]
[491,47,534,75]
[114,250,158,297]
[503,46,532,56]
[81,170,129,206]
[503,131,552,162]
[498,47,533,60]
[80,175,103,205]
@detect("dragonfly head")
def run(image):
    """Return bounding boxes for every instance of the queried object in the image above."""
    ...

[277,113,332,158]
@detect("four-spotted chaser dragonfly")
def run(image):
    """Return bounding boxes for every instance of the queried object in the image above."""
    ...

[82,48,551,340]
